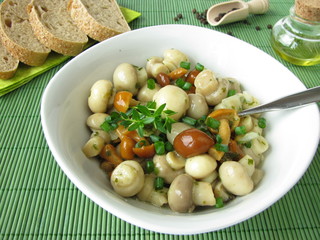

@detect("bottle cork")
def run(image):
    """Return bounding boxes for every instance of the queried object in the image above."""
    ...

[295,0,320,22]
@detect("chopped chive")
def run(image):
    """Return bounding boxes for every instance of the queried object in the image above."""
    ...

[235,125,246,135]
[154,176,165,190]
[206,117,220,129]
[182,116,197,126]
[215,197,224,208]
[154,141,166,155]
[215,143,229,152]
[216,134,222,144]
[147,79,156,89]
[175,78,185,88]
[182,81,192,90]
[244,141,252,148]
[258,117,266,128]
[180,61,191,70]
[227,89,236,97]
[195,63,204,71]
[146,160,155,173]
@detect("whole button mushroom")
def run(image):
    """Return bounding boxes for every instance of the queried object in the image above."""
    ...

[146,56,170,78]
[137,82,161,102]
[153,85,189,121]
[187,93,209,119]
[185,154,217,179]
[194,69,218,96]
[86,113,109,130]
[88,80,113,113]
[153,155,185,184]
[111,160,145,197]
[168,174,195,213]
[163,49,189,71]
[219,161,254,196]
[204,78,230,106]
[113,63,139,95]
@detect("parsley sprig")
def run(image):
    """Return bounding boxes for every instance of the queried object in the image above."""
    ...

[100,101,177,137]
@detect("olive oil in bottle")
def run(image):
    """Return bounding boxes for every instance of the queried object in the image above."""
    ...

[271,0,320,66]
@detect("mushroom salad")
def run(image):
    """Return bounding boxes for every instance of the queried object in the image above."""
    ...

[82,49,269,213]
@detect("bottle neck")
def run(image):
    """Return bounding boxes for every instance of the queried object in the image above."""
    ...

[290,6,320,26]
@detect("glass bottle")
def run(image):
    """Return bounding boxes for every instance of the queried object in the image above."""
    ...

[271,0,320,66]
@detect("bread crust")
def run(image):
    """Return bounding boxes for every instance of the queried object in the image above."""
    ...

[68,0,131,42]
[0,0,50,66]
[0,42,19,79]
[27,0,88,56]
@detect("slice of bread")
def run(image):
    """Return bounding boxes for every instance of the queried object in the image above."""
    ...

[0,40,19,79]
[0,0,50,66]
[68,0,131,42]
[27,0,88,56]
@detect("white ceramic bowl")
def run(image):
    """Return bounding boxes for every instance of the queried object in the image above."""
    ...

[41,25,320,234]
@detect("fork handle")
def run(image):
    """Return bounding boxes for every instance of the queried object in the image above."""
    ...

[238,86,320,117]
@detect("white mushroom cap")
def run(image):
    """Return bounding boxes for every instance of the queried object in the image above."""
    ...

[88,80,113,113]
[137,82,161,102]
[113,63,139,95]
[146,56,170,78]
[219,161,254,196]
[185,154,217,179]
[111,160,145,197]
[153,85,189,121]
[163,49,189,71]
[187,93,209,119]
[194,69,218,96]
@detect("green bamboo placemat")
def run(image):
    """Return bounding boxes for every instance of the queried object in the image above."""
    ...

[1,0,319,239]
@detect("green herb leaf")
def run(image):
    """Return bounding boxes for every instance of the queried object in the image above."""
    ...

[154,103,166,117]
[142,117,155,124]
[136,105,152,116]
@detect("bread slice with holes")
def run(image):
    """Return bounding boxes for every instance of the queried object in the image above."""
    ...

[0,0,50,66]
[27,0,88,56]
[0,40,19,79]
[68,0,131,42]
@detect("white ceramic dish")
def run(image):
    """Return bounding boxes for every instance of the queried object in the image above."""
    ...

[41,25,320,235]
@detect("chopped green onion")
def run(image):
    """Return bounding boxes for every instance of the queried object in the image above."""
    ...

[182,116,197,126]
[165,141,174,152]
[182,81,192,90]
[244,141,252,148]
[146,160,155,173]
[227,89,236,97]
[175,78,185,88]
[215,144,229,152]
[147,79,156,89]
[206,117,220,129]
[216,134,222,144]
[154,176,164,190]
[195,63,204,71]
[196,115,207,125]
[258,117,266,128]
[180,61,191,70]
[235,125,246,135]
[154,141,166,155]
[215,197,224,208]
